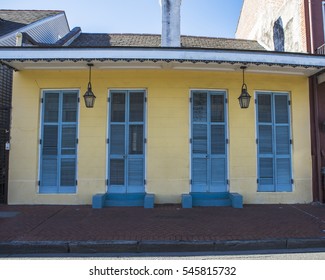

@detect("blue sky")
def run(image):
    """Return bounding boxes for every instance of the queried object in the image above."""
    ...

[0,0,243,38]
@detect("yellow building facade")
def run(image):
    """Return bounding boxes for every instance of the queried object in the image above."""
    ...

[8,68,312,205]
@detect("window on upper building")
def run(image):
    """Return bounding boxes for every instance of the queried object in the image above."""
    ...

[273,17,285,52]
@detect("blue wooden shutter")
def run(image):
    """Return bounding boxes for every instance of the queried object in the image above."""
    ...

[40,91,78,193]
[128,158,144,186]
[191,91,227,192]
[210,93,227,192]
[59,92,78,191]
[111,125,125,155]
[108,90,145,193]
[256,92,292,192]
[257,93,274,190]
[40,92,59,192]
[127,91,145,192]
[109,92,126,188]
[110,159,125,185]
[274,94,292,191]
[192,92,208,191]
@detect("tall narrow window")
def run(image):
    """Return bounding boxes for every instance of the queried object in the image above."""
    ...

[256,92,292,192]
[107,90,146,194]
[191,90,228,193]
[273,17,285,52]
[39,90,79,193]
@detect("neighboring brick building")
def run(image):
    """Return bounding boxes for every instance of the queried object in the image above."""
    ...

[236,0,325,203]
[236,0,307,52]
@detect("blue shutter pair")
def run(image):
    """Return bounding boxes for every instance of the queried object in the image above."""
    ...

[39,91,78,193]
[191,91,228,193]
[256,92,292,192]
[107,90,145,194]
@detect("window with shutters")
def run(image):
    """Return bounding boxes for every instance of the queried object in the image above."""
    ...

[39,90,79,193]
[191,90,228,193]
[256,92,292,192]
[107,90,146,194]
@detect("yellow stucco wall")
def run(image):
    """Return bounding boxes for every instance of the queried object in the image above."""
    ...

[8,69,312,204]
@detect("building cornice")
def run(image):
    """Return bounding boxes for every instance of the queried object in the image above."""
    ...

[1,46,324,76]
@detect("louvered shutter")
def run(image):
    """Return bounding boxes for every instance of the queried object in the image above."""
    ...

[40,92,59,192]
[192,92,208,191]
[128,158,144,186]
[127,91,145,192]
[40,91,78,193]
[41,125,59,188]
[109,92,126,189]
[110,159,125,185]
[192,158,208,187]
[210,94,227,192]
[257,93,274,190]
[191,91,227,193]
[256,92,292,192]
[108,90,145,193]
[60,93,78,191]
[274,94,292,191]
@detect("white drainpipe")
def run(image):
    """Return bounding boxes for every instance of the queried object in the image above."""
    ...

[15,32,23,46]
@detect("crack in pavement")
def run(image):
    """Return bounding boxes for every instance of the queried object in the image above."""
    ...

[15,206,66,241]
[290,205,325,234]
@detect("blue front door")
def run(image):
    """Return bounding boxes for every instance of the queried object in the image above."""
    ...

[108,90,146,193]
[191,90,228,193]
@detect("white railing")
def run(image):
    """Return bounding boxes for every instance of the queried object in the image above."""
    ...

[316,43,325,55]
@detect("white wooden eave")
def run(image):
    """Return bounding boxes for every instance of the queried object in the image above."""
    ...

[1,47,325,76]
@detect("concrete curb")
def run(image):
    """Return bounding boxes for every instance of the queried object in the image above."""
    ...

[0,241,68,255]
[138,241,215,253]
[69,241,138,254]
[0,238,325,255]
[286,238,325,249]
[213,239,288,251]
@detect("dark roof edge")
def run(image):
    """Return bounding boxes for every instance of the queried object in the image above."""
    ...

[73,32,263,43]
[55,27,81,46]
[0,9,64,13]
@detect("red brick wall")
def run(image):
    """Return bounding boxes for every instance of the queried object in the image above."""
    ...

[310,0,325,51]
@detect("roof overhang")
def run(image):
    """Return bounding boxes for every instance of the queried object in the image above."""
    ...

[1,47,325,76]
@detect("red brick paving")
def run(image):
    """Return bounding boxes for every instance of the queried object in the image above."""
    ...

[0,204,325,242]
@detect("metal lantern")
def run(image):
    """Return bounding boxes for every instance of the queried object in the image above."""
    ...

[238,66,251,109]
[83,63,96,108]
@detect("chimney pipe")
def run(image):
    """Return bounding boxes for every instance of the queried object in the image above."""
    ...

[161,0,182,47]
[15,32,23,46]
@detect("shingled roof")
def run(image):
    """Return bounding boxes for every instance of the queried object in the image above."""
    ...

[0,10,63,37]
[69,33,265,51]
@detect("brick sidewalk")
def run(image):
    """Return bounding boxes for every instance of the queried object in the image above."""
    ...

[0,204,325,254]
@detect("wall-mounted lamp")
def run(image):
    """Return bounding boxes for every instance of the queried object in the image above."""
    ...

[83,63,96,108]
[238,66,251,109]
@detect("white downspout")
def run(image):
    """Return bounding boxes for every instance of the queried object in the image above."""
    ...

[308,0,314,53]
[15,32,23,46]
